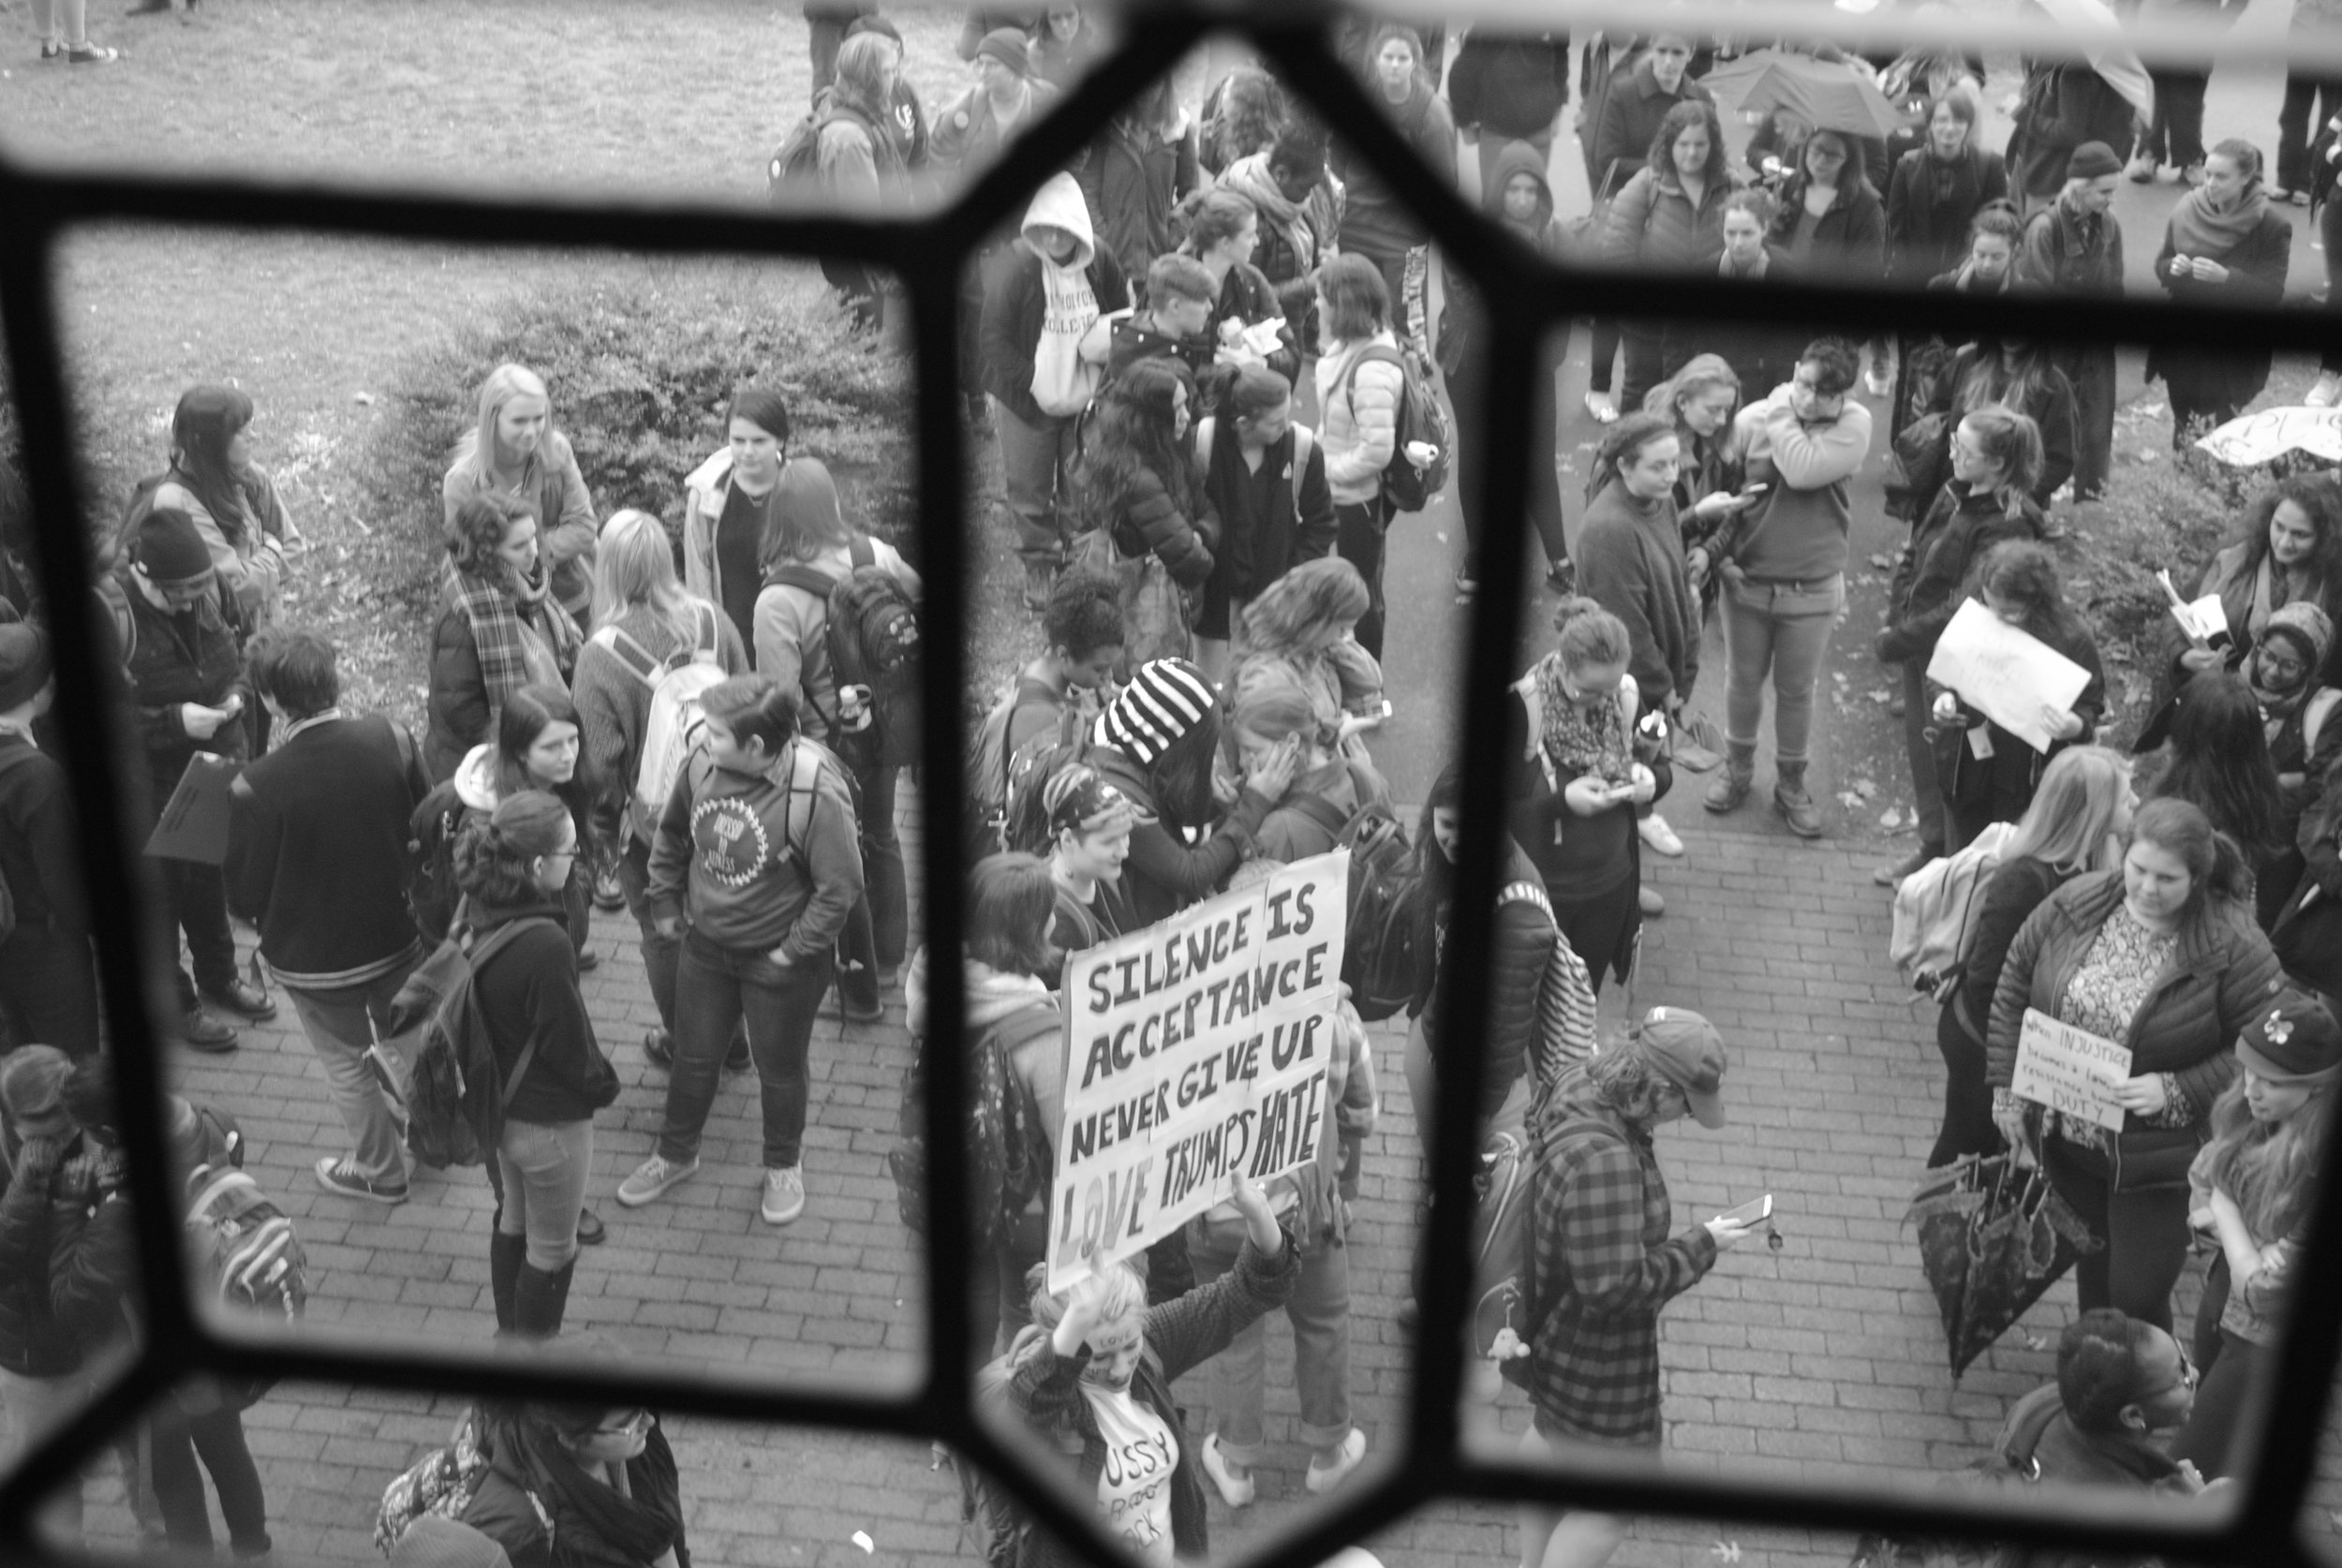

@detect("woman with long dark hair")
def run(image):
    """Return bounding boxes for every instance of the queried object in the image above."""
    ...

[2138,670,2290,895]
[453,793,619,1339]
[681,385,793,657]
[1199,66,1287,176]
[1602,99,1733,411]
[2147,139,2293,448]
[2171,476,2342,692]
[150,385,295,637]
[424,492,583,783]
[1933,540,2107,849]
[1990,797,2284,1332]
[1885,90,2009,287]
[1076,359,1219,662]
[1766,128,1887,283]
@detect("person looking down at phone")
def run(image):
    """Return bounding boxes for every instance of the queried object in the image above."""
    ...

[994,1170,1297,1568]
[1707,337,1874,840]
[1226,557,1385,768]
[1505,599,1668,986]
[1518,1009,1754,1568]
[104,506,274,1051]
[1576,413,1727,865]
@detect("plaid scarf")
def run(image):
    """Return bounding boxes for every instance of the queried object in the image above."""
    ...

[1534,654,1632,778]
[446,558,580,715]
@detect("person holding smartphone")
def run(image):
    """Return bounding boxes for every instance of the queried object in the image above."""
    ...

[1505,599,1668,988]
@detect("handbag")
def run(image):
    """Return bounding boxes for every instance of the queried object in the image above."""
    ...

[1557,159,1627,262]
[1066,527,1193,667]
[1884,409,1954,522]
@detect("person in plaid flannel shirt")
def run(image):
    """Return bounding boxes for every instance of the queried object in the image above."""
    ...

[1519,1008,1756,1568]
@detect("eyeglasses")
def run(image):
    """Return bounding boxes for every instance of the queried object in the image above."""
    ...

[591,1409,653,1438]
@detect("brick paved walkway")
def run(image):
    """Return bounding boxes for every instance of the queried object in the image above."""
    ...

[42,801,2337,1568]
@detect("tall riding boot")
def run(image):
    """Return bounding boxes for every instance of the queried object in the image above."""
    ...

[1773,759,1826,838]
[1703,742,1756,813]
[489,1229,527,1335]
[511,1259,577,1339]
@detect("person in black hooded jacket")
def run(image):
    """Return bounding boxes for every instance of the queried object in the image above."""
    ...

[1447,27,1570,196]
[462,1351,689,1568]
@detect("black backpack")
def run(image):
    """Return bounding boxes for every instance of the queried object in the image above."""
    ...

[767,101,891,202]
[1284,781,1419,1022]
[888,1000,1057,1251]
[767,538,923,776]
[387,919,559,1170]
[1333,341,1453,515]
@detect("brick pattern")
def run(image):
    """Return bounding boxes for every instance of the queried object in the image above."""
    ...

[38,805,2335,1568]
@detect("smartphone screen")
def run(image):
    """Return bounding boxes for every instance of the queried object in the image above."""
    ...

[1718,1194,1772,1227]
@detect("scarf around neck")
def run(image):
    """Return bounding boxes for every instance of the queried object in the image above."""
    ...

[1533,654,1631,779]
[1223,153,1317,275]
[447,556,580,715]
[2168,182,2272,261]
[479,1406,684,1568]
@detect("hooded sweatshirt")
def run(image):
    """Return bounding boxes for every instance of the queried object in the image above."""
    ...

[980,174,1132,428]
[1486,141,1563,254]
[645,740,863,960]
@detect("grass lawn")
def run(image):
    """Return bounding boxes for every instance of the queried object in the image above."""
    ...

[0,0,1072,721]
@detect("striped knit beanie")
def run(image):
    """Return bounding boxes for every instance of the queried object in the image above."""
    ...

[1094,658,1216,765]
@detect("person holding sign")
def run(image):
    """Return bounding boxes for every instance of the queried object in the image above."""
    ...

[2171,990,2341,1480]
[1001,1170,1297,1568]
[1873,409,2048,885]
[1988,798,2283,1331]
[1930,542,2107,851]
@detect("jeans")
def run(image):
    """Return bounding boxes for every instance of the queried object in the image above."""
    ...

[660,929,834,1169]
[1720,574,1843,766]
[157,855,239,1006]
[1901,658,1945,855]
[497,1117,594,1272]
[148,1404,270,1558]
[2142,69,2210,169]
[2278,72,2342,193]
[1335,497,1390,659]
[616,834,681,1033]
[1617,324,1668,416]
[284,958,422,1189]
[29,0,94,49]
[1186,1210,1354,1461]
[838,758,905,1012]
[2042,1132,2194,1333]
[993,399,1081,569]
[2053,342,2116,499]
[1,1366,96,1541]
[0,922,101,1058]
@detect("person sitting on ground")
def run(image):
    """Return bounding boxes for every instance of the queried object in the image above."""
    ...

[426,492,582,784]
[441,364,599,628]
[1193,364,1336,686]
[997,1171,1297,1568]
[461,1339,689,1568]
[2032,1309,2210,1496]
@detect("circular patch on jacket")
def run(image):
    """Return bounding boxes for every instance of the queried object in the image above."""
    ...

[690,795,772,889]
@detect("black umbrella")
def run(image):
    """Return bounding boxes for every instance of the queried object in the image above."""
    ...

[1908,1154,2100,1381]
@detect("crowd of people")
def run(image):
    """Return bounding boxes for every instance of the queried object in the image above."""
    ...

[4,7,2342,1568]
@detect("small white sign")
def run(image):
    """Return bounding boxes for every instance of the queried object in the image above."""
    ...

[2012,1007,2133,1132]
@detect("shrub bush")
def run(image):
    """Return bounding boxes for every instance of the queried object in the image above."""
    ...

[353,272,915,614]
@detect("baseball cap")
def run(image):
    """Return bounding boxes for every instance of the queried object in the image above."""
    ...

[1631,1006,1727,1129]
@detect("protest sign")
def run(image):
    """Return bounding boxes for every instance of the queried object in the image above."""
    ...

[1925,599,2092,753]
[1045,851,1348,1293]
[2011,1007,2132,1132]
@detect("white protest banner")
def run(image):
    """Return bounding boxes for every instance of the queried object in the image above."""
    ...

[1924,599,2092,754]
[1045,851,1348,1293]
[2011,1007,2132,1132]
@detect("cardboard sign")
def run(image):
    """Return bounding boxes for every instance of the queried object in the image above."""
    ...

[1925,599,2092,754]
[145,751,240,865]
[1045,851,1347,1293]
[2011,1007,2132,1132]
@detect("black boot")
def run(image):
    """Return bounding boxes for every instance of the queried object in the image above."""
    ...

[511,1258,576,1339]
[490,1229,526,1334]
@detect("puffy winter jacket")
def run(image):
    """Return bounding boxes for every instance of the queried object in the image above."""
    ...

[1766,175,1888,281]
[1601,166,1728,274]
[1413,836,1559,1119]
[1589,57,1712,192]
[1314,333,1404,508]
[1885,145,2010,285]
[1101,462,1219,587]
[1875,481,2046,665]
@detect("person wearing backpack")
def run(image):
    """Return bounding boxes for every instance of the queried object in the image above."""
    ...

[1312,255,1428,661]
[107,507,272,1052]
[425,492,584,785]
[1519,1017,1755,1568]
[1086,658,1297,927]
[808,33,912,334]
[441,365,600,629]
[1228,669,1392,865]
[971,570,1124,864]
[226,629,432,1206]
[1505,600,1667,989]
[625,676,863,1226]
[573,511,749,1067]
[49,1057,274,1561]
[1929,747,2133,1168]
[1193,364,1335,686]
[754,456,921,1021]
[454,794,618,1339]
[0,628,98,1060]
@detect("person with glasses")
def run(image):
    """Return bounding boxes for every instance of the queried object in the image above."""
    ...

[455,792,619,1339]
[2167,478,2342,696]
[2032,1308,2211,1496]
[463,1341,688,1568]
[2173,991,2340,1480]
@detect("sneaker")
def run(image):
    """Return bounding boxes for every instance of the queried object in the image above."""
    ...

[1199,1434,1255,1507]
[1638,884,1666,917]
[67,43,121,64]
[1582,390,1618,424]
[591,861,626,913]
[314,1156,408,1206]
[181,1009,239,1053]
[1304,1427,1368,1495]
[838,992,885,1025]
[2290,186,2312,206]
[617,1153,699,1208]
[643,1028,674,1070]
[761,1164,806,1225]
[1638,813,1684,857]
[2308,371,2342,409]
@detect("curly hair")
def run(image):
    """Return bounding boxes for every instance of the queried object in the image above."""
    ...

[445,491,535,582]
[2228,475,2342,602]
[1584,1047,1680,1128]
[1206,67,1287,170]
[1042,570,1124,662]
[1551,595,1632,674]
[1240,555,1369,651]
[452,791,573,911]
[1979,540,2086,650]
[1647,99,1729,191]
[1079,358,1200,532]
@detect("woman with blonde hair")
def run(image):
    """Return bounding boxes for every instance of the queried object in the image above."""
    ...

[1931,745,2134,1166]
[441,363,600,624]
[2172,988,2341,1479]
[572,510,749,1057]
[1228,665,1391,865]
